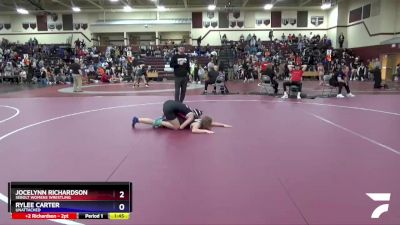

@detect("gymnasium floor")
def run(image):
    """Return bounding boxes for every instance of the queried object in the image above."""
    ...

[0,81,399,225]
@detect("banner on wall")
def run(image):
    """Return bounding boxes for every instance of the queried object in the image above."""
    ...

[48,23,56,30]
[81,23,88,30]
[56,24,63,30]
[207,11,215,19]
[282,18,296,26]
[202,11,218,28]
[228,11,244,28]
[255,19,270,27]
[311,16,324,26]
[22,23,29,30]
[255,11,271,27]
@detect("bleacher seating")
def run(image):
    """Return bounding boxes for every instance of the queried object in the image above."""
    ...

[195,56,211,67]
[143,56,174,80]
[143,55,211,80]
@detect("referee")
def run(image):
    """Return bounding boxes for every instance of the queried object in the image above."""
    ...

[170,46,190,102]
[71,58,82,92]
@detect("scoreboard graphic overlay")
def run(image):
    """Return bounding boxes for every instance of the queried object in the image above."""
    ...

[8,182,132,220]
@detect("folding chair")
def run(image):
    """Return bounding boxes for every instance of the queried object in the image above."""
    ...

[258,75,275,95]
[321,74,337,97]
[214,74,226,94]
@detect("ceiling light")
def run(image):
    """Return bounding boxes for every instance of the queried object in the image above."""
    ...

[157,5,166,11]
[123,5,132,11]
[16,8,29,14]
[72,7,81,12]
[110,0,118,2]
[264,4,273,10]
[321,2,331,9]
[208,4,216,10]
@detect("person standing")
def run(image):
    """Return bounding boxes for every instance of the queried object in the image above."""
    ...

[197,36,202,47]
[317,63,325,85]
[71,58,82,92]
[373,66,384,89]
[27,62,34,84]
[170,46,190,102]
[357,62,367,81]
[396,63,400,81]
[193,61,200,84]
[338,33,345,48]
[269,29,274,42]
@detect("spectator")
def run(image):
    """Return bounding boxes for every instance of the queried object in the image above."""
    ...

[27,63,34,83]
[239,34,245,43]
[263,63,278,95]
[317,63,325,85]
[193,61,200,84]
[338,33,345,48]
[334,65,355,98]
[357,61,367,81]
[372,66,387,89]
[204,64,218,94]
[281,64,307,99]
[269,30,274,41]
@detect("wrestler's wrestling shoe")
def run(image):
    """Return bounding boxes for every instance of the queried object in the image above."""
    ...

[132,116,139,128]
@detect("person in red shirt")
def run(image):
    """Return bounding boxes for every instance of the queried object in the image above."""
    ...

[281,64,307,99]
[98,67,109,83]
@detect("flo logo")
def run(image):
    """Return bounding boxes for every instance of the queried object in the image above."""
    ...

[366,193,391,219]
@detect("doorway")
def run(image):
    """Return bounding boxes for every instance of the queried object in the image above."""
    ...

[381,54,400,81]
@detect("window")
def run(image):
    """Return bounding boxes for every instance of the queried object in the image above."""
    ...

[363,4,371,19]
[349,7,362,23]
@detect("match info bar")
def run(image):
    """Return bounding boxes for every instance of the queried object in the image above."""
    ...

[12,212,130,220]
[8,182,132,220]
